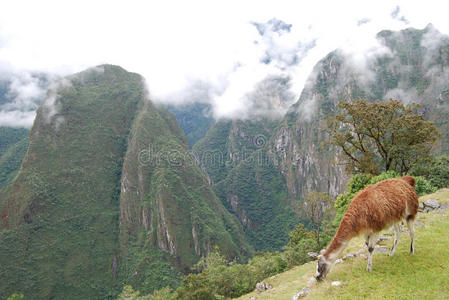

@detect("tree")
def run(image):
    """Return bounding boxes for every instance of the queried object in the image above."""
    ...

[302,191,334,248]
[328,99,439,175]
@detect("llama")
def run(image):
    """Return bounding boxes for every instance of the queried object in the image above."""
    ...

[315,176,418,280]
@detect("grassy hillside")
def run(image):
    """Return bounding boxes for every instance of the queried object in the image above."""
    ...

[237,189,449,299]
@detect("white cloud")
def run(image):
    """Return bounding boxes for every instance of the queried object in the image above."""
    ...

[0,110,36,128]
[1,0,449,124]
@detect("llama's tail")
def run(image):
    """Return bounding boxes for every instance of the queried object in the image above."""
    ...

[401,176,415,187]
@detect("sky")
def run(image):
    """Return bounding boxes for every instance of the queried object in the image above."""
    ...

[1,0,449,127]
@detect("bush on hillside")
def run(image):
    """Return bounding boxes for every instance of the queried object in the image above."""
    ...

[411,156,449,189]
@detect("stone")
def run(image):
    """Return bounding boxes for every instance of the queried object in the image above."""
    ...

[292,287,311,299]
[378,235,392,241]
[331,281,342,287]
[424,199,440,210]
[307,252,319,258]
[335,258,343,264]
[342,253,354,260]
[255,282,272,293]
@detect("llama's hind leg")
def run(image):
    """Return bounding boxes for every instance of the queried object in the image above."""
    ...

[389,223,401,256]
[406,216,415,254]
[366,233,378,272]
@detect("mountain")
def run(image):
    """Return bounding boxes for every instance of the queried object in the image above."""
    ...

[184,25,449,252]
[167,102,215,148]
[193,118,300,251]
[0,127,29,188]
[0,65,252,299]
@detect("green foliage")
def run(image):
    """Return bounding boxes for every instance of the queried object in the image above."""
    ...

[193,118,299,252]
[302,191,334,248]
[347,173,373,195]
[118,217,334,300]
[149,287,175,300]
[142,247,291,300]
[167,103,215,148]
[328,99,439,175]
[284,223,319,268]
[0,127,29,188]
[414,176,438,196]
[411,156,449,188]
[7,294,24,300]
[369,170,400,185]
[117,285,151,300]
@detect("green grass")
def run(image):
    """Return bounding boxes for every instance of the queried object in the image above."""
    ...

[236,190,449,299]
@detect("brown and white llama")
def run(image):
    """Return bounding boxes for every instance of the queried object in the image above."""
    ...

[315,176,418,280]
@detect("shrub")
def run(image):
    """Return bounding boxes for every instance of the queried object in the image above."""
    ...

[412,156,449,189]
[369,170,400,185]
[414,176,438,196]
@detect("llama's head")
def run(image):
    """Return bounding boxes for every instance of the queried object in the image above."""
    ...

[315,255,331,281]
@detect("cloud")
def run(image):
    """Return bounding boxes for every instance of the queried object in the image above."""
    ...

[357,18,371,26]
[244,74,296,119]
[0,67,51,128]
[390,6,409,25]
[1,0,449,124]
[41,78,72,127]
[0,110,36,128]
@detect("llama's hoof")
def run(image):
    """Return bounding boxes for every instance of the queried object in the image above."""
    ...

[366,266,372,272]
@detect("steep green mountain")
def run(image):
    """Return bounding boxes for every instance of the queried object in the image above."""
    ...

[0,127,29,188]
[267,25,449,202]
[167,102,214,147]
[270,24,449,200]
[193,118,300,251]
[0,65,251,299]
[0,73,49,188]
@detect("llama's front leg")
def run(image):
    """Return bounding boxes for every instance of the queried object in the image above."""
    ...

[389,223,401,256]
[366,233,378,272]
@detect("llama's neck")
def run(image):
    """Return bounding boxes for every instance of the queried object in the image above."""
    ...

[323,221,355,262]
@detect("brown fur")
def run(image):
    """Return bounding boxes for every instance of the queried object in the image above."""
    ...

[324,176,418,259]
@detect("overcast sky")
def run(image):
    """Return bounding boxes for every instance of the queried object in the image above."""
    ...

[1,0,449,126]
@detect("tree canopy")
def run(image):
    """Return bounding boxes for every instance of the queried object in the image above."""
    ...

[328,99,439,175]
